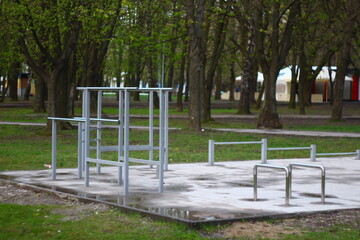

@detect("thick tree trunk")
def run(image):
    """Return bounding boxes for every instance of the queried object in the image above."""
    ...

[257,71,282,128]
[186,0,205,131]
[34,77,46,113]
[238,33,255,114]
[331,33,352,121]
[255,0,300,128]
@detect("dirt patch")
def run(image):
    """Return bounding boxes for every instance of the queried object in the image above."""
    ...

[219,210,360,239]
[0,180,110,221]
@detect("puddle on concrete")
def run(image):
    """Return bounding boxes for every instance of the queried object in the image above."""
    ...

[300,193,337,198]
[4,180,269,222]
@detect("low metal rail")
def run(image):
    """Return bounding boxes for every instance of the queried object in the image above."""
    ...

[208,139,267,165]
[289,163,326,204]
[315,150,360,161]
[266,144,317,162]
[253,163,290,206]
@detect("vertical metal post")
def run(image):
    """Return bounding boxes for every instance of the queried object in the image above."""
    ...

[321,169,326,204]
[253,166,257,201]
[261,138,267,163]
[356,150,360,160]
[118,90,124,185]
[164,90,169,171]
[208,140,215,166]
[77,122,83,179]
[51,119,57,180]
[158,90,165,193]
[285,171,290,206]
[81,90,86,171]
[84,89,91,187]
[96,90,102,173]
[149,91,154,168]
[311,144,316,162]
[123,89,130,195]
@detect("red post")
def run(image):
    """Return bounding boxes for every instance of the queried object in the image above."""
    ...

[352,75,359,101]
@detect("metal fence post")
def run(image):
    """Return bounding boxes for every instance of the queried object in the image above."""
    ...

[356,150,360,160]
[208,140,215,166]
[311,144,316,162]
[261,138,267,163]
[51,119,57,180]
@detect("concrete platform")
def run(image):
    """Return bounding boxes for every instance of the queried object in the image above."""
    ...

[1,157,360,225]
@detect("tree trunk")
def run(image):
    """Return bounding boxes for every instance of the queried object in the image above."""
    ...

[185,0,205,131]
[331,32,352,121]
[177,48,186,111]
[202,0,227,122]
[34,77,46,113]
[9,62,20,101]
[214,64,222,100]
[229,60,235,101]
[23,77,31,100]
[238,32,255,115]
[255,0,300,128]
[257,70,282,128]
[289,51,299,109]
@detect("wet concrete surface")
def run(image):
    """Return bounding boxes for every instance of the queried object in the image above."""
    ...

[1,157,360,225]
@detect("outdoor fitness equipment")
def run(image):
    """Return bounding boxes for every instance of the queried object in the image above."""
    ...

[49,87,171,196]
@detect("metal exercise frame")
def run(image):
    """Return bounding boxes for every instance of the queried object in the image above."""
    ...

[49,87,171,196]
[49,117,119,180]
[253,163,290,206]
[208,139,267,165]
[289,163,326,204]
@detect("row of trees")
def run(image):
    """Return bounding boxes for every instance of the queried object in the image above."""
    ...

[0,0,359,131]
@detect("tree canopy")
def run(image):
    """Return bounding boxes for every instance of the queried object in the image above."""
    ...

[1,0,359,130]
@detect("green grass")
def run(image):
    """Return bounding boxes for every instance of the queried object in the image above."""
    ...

[0,204,206,240]
[1,104,360,240]
[1,124,360,171]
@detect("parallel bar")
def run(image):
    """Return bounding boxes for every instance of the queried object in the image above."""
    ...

[95,145,160,152]
[289,163,326,204]
[316,152,357,156]
[208,139,266,165]
[118,157,160,165]
[77,87,137,91]
[48,117,85,122]
[268,147,312,151]
[86,158,125,167]
[253,163,290,206]
[214,141,263,145]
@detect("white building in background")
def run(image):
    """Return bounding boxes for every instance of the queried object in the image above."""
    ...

[222,66,359,102]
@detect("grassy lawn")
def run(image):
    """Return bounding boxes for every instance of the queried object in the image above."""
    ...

[1,103,360,239]
[0,203,207,240]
